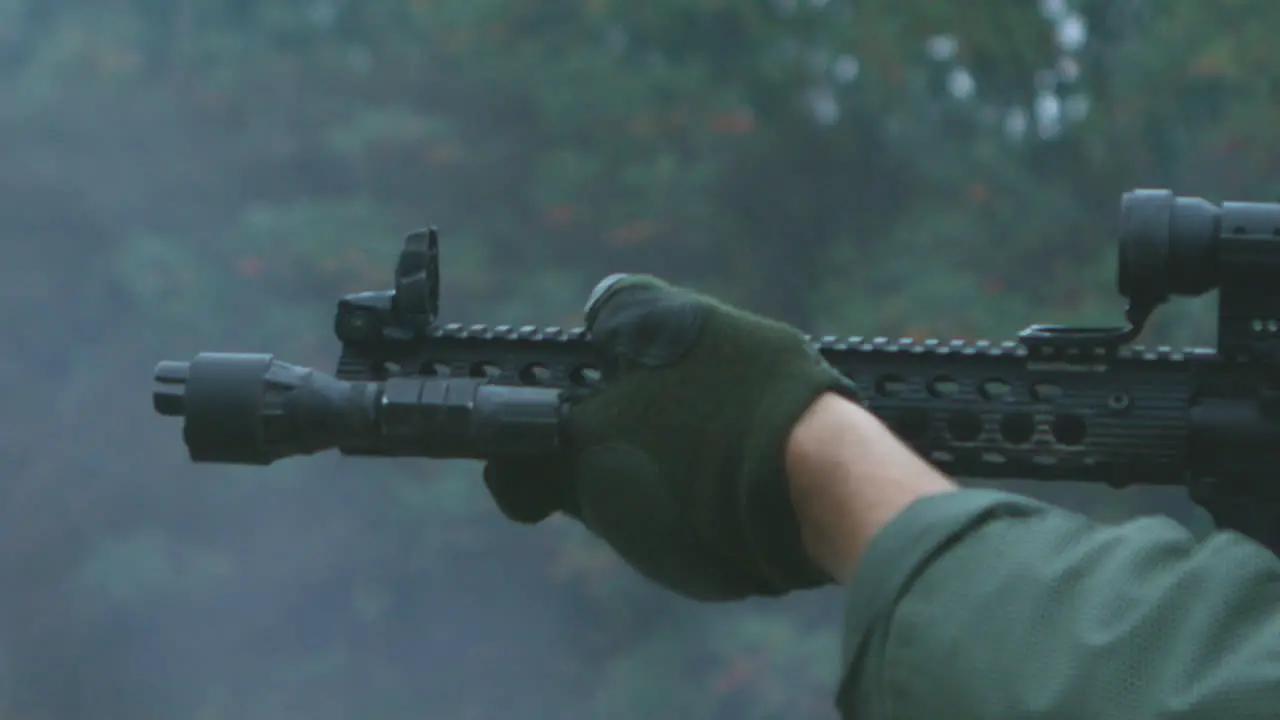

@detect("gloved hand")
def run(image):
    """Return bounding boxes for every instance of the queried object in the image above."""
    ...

[483,274,858,601]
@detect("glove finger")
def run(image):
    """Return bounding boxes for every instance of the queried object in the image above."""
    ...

[482,456,577,524]
[575,444,762,601]
[582,274,705,377]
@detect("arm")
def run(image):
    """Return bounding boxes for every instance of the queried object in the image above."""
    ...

[788,393,1280,719]
[786,392,956,581]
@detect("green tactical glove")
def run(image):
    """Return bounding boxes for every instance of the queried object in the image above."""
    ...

[482,274,857,601]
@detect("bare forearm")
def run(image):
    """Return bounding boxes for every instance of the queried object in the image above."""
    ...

[785,392,955,581]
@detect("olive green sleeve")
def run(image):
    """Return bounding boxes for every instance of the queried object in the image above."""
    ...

[835,489,1280,719]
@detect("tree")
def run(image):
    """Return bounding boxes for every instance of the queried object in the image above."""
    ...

[1,0,1277,716]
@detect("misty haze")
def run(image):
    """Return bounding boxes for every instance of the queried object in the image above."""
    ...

[0,2,1248,718]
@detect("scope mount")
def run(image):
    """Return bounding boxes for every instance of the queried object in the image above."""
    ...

[1021,189,1280,368]
[1016,297,1156,353]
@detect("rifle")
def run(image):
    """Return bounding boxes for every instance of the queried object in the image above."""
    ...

[153,189,1280,552]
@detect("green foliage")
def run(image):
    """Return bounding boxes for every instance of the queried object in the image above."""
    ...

[4,0,1280,717]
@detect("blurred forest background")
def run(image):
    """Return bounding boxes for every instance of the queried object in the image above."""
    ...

[0,0,1275,718]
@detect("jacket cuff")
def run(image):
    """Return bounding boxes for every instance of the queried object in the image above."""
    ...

[835,489,1050,710]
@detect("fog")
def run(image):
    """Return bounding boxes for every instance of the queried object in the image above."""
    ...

[0,3,1222,718]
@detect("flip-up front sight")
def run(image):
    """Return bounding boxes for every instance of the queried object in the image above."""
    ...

[333,228,441,349]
